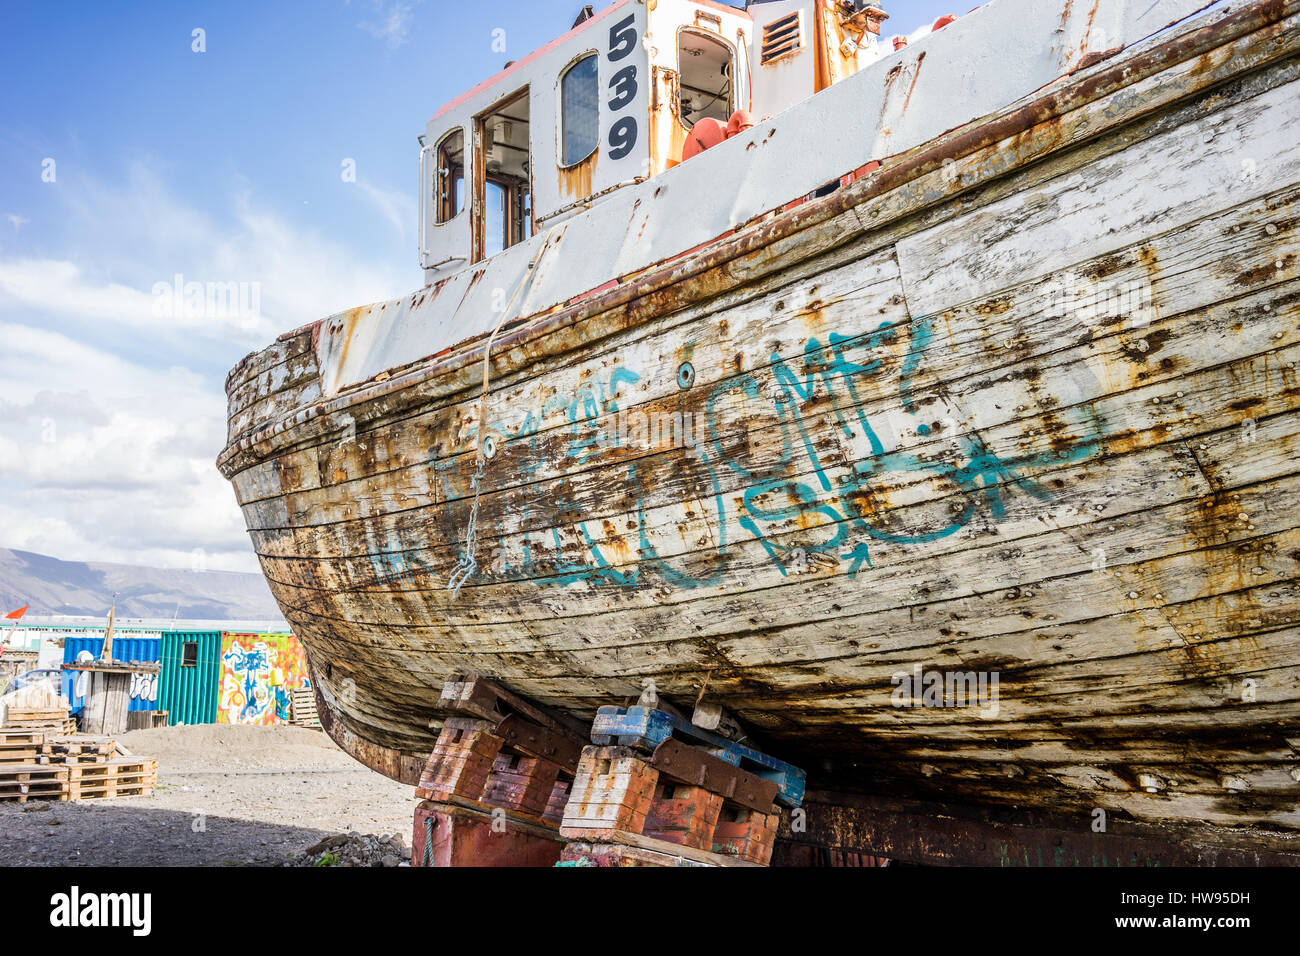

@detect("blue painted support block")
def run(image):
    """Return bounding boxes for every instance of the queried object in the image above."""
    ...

[589,706,806,808]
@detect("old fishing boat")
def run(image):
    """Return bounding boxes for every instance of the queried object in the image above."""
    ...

[220,0,1300,855]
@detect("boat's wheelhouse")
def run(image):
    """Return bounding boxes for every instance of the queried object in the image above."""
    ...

[419,0,893,280]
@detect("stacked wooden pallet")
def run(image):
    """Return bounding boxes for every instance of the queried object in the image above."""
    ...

[65,756,157,800]
[0,764,68,803]
[40,735,115,763]
[0,731,156,803]
[5,706,76,734]
[290,688,320,727]
[0,729,46,766]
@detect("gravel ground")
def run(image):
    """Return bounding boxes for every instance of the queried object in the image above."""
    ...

[0,724,417,866]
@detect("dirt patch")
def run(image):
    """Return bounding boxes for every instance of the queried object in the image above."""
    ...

[0,724,416,866]
[117,723,362,772]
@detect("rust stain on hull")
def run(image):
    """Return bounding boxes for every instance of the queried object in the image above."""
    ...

[558,152,597,200]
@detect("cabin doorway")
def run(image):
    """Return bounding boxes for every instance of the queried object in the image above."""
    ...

[473,87,532,262]
[677,30,733,128]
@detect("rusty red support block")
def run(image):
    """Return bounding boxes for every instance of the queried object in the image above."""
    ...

[542,777,570,824]
[482,751,563,818]
[643,781,725,849]
[415,716,504,802]
[713,804,782,865]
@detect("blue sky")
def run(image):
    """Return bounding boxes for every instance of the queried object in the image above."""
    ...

[0,0,961,573]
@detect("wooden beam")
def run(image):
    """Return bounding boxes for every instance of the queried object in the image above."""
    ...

[495,713,582,772]
[435,674,588,739]
[650,737,778,813]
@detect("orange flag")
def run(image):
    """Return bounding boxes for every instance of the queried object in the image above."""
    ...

[4,606,29,620]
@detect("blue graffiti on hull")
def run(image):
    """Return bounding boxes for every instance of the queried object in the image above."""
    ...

[373,313,1107,592]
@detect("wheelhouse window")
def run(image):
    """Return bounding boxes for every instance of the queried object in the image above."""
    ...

[474,88,532,261]
[677,30,733,128]
[560,53,599,166]
[435,128,465,224]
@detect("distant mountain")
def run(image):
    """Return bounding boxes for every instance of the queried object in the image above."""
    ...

[0,548,281,620]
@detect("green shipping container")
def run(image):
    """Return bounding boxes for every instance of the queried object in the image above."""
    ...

[157,631,222,725]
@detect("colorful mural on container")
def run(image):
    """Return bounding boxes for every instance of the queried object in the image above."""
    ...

[217,632,309,725]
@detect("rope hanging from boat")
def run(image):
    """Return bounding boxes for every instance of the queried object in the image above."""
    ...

[447,235,558,598]
[423,814,435,867]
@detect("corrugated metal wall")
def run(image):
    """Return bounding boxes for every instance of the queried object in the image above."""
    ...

[157,631,221,725]
[61,636,161,713]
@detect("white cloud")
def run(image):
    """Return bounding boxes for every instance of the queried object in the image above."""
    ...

[357,1,420,49]
[0,257,228,337]
[0,322,249,568]
[0,162,419,574]
[356,180,415,240]
[0,164,416,344]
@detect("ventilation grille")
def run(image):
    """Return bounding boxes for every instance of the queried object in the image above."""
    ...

[761,11,804,65]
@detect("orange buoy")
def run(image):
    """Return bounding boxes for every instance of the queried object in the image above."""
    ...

[725,109,755,139]
[933,14,958,30]
[682,117,727,161]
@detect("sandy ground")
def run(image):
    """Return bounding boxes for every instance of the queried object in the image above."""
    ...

[0,724,416,866]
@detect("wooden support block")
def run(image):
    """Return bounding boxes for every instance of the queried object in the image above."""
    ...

[411,800,563,867]
[643,781,724,849]
[438,677,508,723]
[713,805,782,865]
[437,674,586,742]
[559,745,659,840]
[415,717,503,802]
[543,778,570,824]
[482,751,563,817]
[589,706,806,807]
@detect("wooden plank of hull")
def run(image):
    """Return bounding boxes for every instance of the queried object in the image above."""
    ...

[261,413,1289,697]
[234,185,1298,596]
[250,342,1300,640]
[227,343,320,419]
[223,11,1300,836]
[239,254,1294,613]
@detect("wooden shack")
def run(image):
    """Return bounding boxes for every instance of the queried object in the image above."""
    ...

[63,661,160,737]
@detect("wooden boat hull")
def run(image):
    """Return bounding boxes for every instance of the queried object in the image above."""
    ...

[220,2,1300,841]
